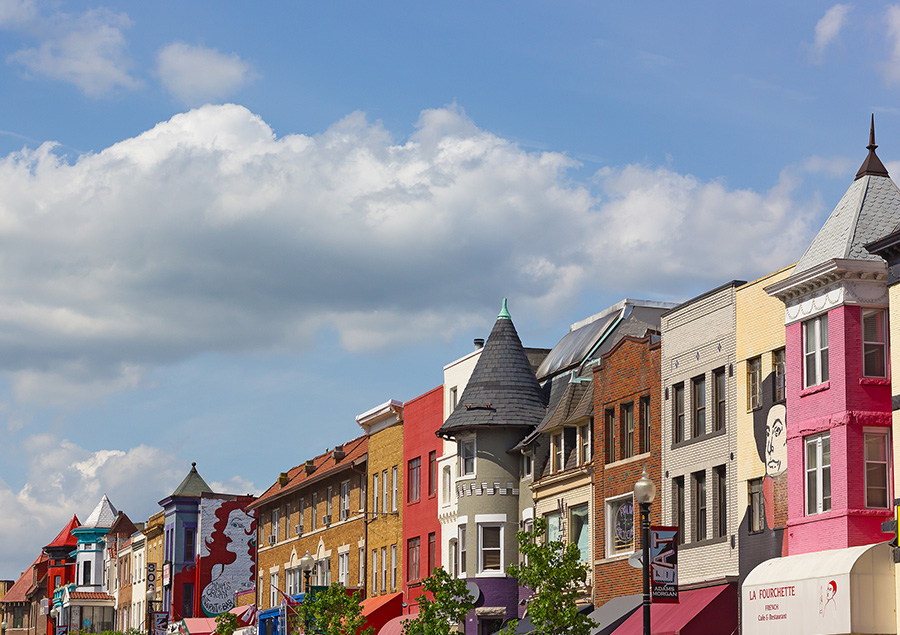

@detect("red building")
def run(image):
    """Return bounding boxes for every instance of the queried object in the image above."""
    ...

[401,385,443,610]
[44,515,81,635]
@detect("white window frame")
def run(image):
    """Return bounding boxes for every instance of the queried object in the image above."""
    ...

[373,473,379,516]
[326,486,333,518]
[311,492,317,529]
[371,549,378,592]
[271,508,280,542]
[359,547,364,586]
[392,466,398,511]
[862,309,888,378]
[605,493,635,557]
[459,525,467,576]
[552,432,563,472]
[459,438,475,476]
[579,425,591,464]
[804,314,829,388]
[299,498,305,532]
[340,481,350,521]
[269,572,278,607]
[380,546,387,592]
[865,429,891,508]
[391,544,397,590]
[805,432,831,515]
[477,523,504,576]
[382,469,388,513]
[338,553,349,586]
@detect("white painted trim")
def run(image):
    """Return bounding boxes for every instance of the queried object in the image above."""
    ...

[474,514,507,523]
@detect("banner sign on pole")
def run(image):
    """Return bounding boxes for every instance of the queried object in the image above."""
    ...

[650,526,679,603]
[153,611,169,635]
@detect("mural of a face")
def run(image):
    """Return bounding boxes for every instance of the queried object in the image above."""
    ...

[765,404,787,476]
[224,508,254,543]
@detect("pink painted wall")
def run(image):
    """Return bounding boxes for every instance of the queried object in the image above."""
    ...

[785,305,892,555]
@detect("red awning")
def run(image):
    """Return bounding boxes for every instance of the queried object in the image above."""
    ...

[610,584,737,635]
[360,592,403,635]
[378,615,413,635]
[180,617,218,635]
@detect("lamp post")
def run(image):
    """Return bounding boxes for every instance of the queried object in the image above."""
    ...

[49,606,58,635]
[300,551,315,593]
[2,618,8,635]
[146,586,157,634]
[634,468,656,635]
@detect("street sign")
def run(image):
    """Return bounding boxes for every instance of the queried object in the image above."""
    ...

[650,526,679,604]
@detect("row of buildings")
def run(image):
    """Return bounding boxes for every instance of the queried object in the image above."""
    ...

[5,120,900,635]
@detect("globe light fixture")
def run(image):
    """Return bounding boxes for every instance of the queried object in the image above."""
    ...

[633,468,656,635]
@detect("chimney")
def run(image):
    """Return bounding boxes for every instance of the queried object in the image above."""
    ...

[277,472,289,487]
[474,338,485,349]
[305,460,316,475]
[332,445,345,462]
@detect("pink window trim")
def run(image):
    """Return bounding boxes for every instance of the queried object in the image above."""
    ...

[799,381,830,397]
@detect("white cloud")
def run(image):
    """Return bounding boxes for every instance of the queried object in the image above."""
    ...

[157,42,253,105]
[0,104,819,401]
[6,7,139,96]
[885,6,900,83]
[0,0,35,26]
[0,438,186,575]
[809,4,851,64]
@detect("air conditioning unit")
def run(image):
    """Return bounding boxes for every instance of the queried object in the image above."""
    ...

[294,525,302,536]
[268,535,276,545]
[323,515,331,525]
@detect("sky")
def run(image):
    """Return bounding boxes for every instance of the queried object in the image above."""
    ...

[0,0,897,577]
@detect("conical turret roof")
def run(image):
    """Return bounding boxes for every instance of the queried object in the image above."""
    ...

[438,300,547,436]
[44,514,80,551]
[171,462,213,497]
[82,495,118,529]
[793,117,900,275]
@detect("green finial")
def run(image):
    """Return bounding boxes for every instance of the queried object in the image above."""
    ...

[498,298,511,319]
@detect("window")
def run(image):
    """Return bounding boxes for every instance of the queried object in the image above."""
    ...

[287,567,300,595]
[606,494,634,556]
[443,465,452,502]
[380,546,387,592]
[372,473,379,516]
[340,481,350,521]
[83,559,92,585]
[372,549,378,592]
[804,314,829,387]
[621,403,634,459]
[553,432,564,471]
[459,439,475,475]
[326,486,333,519]
[713,465,726,538]
[450,386,458,412]
[382,469,388,513]
[13,607,23,629]
[806,432,831,514]
[408,458,421,503]
[692,376,706,437]
[865,431,890,508]
[713,368,725,431]
[185,528,195,560]
[392,466,398,511]
[183,583,195,618]
[522,452,533,478]
[748,478,763,533]
[450,538,459,578]
[863,309,888,377]
[408,537,420,582]
[747,357,761,410]
[692,471,707,542]
[338,553,349,586]
[271,509,279,541]
[359,547,365,586]
[640,396,651,453]
[546,512,561,542]
[673,383,685,443]
[570,504,589,562]
[605,409,615,462]
[479,525,502,572]
[428,532,436,575]
[580,423,591,463]
[459,525,467,575]
[311,492,318,528]
[428,451,437,496]
[391,544,397,590]
[269,572,278,607]
[772,349,786,402]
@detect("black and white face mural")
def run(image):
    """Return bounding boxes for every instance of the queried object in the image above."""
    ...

[753,373,786,475]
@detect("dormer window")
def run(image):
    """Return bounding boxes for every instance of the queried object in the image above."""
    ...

[459,439,475,476]
[552,433,563,472]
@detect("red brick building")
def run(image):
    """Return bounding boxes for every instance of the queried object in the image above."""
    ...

[401,385,443,609]
[593,333,662,607]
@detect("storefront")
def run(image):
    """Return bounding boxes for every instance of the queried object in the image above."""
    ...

[742,542,895,635]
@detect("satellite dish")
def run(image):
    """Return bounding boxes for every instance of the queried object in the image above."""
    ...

[628,551,643,569]
[465,580,482,603]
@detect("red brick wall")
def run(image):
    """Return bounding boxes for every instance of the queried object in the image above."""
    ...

[593,335,662,606]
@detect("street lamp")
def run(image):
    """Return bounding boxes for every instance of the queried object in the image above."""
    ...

[300,551,315,593]
[634,468,656,635]
[146,585,160,635]
[2,618,8,635]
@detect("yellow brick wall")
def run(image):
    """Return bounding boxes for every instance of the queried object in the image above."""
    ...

[735,264,792,509]
[366,422,403,597]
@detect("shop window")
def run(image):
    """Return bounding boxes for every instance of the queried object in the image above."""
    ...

[804,315,829,387]
[865,431,890,508]
[863,309,888,378]
[805,432,831,514]
[605,494,634,556]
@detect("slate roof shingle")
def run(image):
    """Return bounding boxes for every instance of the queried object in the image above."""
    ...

[82,495,118,529]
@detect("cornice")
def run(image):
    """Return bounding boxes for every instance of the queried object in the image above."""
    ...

[764,259,887,303]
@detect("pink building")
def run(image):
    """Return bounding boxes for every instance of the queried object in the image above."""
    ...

[766,119,897,555]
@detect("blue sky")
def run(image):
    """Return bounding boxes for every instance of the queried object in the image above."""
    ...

[0,0,896,576]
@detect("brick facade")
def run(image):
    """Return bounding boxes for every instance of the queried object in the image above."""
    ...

[364,420,404,598]
[592,334,661,606]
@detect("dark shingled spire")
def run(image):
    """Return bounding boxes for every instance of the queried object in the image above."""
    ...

[438,299,547,436]
[855,114,890,180]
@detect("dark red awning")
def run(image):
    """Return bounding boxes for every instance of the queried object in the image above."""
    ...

[610,583,736,635]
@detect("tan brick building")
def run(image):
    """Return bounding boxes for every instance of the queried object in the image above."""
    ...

[248,435,368,613]
[356,400,404,599]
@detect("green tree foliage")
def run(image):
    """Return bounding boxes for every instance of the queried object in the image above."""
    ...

[401,567,474,635]
[290,584,372,635]
[215,610,240,635]
[501,518,594,635]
